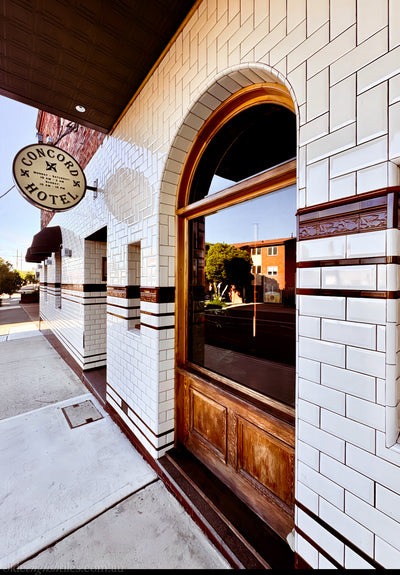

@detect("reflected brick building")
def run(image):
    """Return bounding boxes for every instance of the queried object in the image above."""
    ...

[233,237,296,305]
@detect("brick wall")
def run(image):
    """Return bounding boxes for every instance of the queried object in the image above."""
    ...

[261,243,286,290]
[37,111,105,229]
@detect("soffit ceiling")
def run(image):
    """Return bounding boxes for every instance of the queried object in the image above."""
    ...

[0,0,198,133]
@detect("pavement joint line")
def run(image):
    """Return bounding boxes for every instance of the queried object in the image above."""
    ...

[0,333,42,343]
[10,477,161,570]
[0,393,94,424]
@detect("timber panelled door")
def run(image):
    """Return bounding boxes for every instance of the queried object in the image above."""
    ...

[176,84,297,540]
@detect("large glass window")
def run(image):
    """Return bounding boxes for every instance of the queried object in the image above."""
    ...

[181,96,297,408]
[189,103,296,202]
[188,186,296,407]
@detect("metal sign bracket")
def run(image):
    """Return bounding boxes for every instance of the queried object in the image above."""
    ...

[86,179,98,198]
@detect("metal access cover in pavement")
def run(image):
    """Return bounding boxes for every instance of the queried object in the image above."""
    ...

[62,400,103,428]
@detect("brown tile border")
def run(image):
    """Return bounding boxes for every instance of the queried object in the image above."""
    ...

[297,256,394,267]
[296,186,400,241]
[107,285,140,298]
[295,500,383,569]
[107,311,140,321]
[62,296,106,306]
[107,301,140,310]
[61,283,84,291]
[107,382,173,442]
[81,284,107,292]
[43,283,106,292]
[297,288,399,299]
[107,286,174,302]
[140,286,175,303]
[140,321,175,330]
[62,283,107,292]
[40,317,105,364]
[297,187,397,217]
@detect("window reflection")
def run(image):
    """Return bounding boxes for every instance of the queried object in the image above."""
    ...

[188,186,296,407]
[189,104,296,203]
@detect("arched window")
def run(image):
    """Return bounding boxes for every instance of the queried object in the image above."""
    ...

[177,84,297,409]
[189,102,296,202]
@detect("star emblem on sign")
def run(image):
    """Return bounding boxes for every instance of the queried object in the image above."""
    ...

[46,161,57,172]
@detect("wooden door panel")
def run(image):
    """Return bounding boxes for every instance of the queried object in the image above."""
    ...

[237,416,294,506]
[182,370,295,530]
[189,388,227,460]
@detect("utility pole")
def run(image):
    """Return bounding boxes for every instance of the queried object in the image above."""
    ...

[253,223,259,338]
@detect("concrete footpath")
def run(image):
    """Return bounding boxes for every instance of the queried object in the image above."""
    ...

[0,294,230,570]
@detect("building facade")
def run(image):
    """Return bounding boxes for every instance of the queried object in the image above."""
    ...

[28,0,400,569]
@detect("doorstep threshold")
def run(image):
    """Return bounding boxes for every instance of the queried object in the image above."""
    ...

[157,447,295,570]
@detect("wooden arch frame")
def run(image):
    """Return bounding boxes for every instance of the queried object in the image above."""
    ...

[175,82,297,378]
[176,82,296,211]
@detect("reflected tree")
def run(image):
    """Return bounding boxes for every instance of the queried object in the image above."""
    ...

[205,243,252,303]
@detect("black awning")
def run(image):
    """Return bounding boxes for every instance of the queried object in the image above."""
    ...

[25,226,62,263]
[25,247,44,263]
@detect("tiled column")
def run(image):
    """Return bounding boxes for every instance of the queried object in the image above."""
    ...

[295,186,400,569]
[106,286,175,459]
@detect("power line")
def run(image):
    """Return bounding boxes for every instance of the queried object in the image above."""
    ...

[0,184,15,200]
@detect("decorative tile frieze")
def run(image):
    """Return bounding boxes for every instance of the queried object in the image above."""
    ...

[297,188,400,299]
[297,187,400,241]
[298,208,387,240]
[107,285,140,298]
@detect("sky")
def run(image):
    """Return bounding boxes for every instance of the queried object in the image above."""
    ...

[206,183,297,244]
[0,95,41,271]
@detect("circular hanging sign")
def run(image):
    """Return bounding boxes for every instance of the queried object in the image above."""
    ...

[12,143,87,211]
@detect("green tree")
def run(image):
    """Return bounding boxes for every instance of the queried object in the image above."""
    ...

[0,258,24,297]
[18,270,39,285]
[205,243,252,301]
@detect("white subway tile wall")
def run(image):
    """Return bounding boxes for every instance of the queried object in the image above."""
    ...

[36,0,400,568]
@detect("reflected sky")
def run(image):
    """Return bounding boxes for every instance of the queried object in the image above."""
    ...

[205,184,297,244]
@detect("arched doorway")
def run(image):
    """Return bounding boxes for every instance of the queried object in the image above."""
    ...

[176,83,297,540]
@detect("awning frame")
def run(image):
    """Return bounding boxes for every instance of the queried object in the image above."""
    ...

[25,226,62,263]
